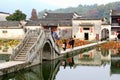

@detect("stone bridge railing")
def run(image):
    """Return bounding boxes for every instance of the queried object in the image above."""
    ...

[10,29,41,61]
[26,29,45,63]
[10,30,30,60]
[26,29,60,63]
[10,28,61,63]
[44,29,60,54]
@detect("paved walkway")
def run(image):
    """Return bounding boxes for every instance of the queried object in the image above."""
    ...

[0,61,25,70]
[60,41,106,54]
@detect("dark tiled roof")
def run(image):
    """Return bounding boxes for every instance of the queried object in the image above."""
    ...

[111,10,120,16]
[40,19,59,26]
[0,12,10,14]
[0,21,19,27]
[26,21,40,26]
[38,19,72,26]
[74,17,101,20]
[27,12,77,26]
[59,20,72,26]
[43,12,74,20]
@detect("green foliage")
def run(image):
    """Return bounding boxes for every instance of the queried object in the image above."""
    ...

[6,10,26,21]
[4,44,9,49]
[0,39,20,46]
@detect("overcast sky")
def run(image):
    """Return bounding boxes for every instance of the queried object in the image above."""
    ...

[0,0,119,18]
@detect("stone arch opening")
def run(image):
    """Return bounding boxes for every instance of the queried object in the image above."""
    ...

[42,41,52,60]
[101,28,109,41]
[117,32,120,39]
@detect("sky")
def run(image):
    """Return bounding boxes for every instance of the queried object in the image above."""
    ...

[0,0,120,18]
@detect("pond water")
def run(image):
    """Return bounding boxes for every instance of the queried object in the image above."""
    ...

[0,48,120,80]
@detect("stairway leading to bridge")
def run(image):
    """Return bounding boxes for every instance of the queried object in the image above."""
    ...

[15,36,38,61]
[10,29,61,62]
[10,29,42,62]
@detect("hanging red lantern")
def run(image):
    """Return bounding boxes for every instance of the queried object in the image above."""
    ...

[80,28,82,32]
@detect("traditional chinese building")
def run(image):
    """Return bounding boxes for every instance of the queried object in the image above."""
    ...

[39,12,80,39]
[110,10,120,39]
[0,21,25,39]
[72,18,110,41]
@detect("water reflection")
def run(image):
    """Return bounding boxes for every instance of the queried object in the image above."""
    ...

[0,60,61,80]
[0,48,120,80]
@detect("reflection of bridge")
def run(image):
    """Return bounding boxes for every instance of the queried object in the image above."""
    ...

[0,60,61,80]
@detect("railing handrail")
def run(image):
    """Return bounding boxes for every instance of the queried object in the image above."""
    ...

[48,31,60,54]
[10,30,31,60]
[26,29,44,62]
[43,29,60,54]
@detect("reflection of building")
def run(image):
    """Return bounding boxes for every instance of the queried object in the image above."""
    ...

[74,49,102,66]
[73,48,111,66]
[111,60,120,74]
[110,49,120,59]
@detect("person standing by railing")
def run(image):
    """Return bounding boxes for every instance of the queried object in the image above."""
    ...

[69,37,75,49]
[62,40,67,51]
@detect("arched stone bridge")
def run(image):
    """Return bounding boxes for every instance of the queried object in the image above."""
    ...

[0,29,107,76]
[10,29,60,65]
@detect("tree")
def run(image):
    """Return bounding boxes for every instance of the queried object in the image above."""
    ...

[6,10,26,21]
[30,8,38,20]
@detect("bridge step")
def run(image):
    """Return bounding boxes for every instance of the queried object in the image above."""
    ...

[14,34,38,61]
[15,58,26,61]
[15,53,26,56]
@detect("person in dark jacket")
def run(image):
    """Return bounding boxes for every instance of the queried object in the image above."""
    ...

[62,40,67,51]
[69,38,75,49]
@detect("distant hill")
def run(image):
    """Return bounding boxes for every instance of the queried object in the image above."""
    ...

[38,1,120,20]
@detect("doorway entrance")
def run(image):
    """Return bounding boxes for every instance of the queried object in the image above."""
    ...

[84,33,89,40]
